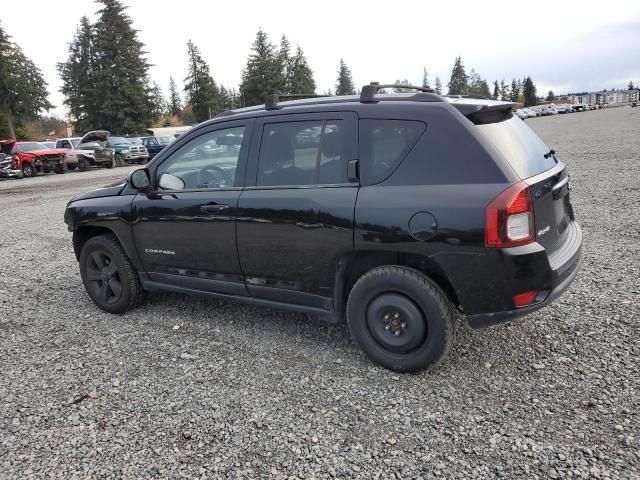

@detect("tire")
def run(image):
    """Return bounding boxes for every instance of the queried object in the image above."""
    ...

[346,266,455,373]
[78,158,88,171]
[79,234,142,314]
[67,163,77,171]
[54,164,66,174]
[105,161,114,169]
[22,162,36,178]
[114,154,123,167]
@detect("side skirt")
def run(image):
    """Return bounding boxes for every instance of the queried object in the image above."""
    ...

[140,276,343,324]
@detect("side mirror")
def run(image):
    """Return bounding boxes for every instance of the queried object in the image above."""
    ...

[129,168,152,192]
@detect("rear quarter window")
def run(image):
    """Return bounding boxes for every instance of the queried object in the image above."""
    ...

[359,119,426,185]
[475,116,556,179]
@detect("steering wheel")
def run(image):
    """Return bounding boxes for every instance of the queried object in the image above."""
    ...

[196,165,234,188]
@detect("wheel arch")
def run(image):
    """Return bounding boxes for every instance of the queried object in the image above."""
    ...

[335,250,461,318]
[72,225,143,272]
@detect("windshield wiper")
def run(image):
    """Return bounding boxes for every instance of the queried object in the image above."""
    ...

[543,149,556,159]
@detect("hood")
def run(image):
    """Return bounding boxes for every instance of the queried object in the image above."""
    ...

[79,130,110,144]
[17,148,66,158]
[70,182,126,202]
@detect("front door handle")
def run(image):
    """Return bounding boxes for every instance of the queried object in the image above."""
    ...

[200,204,229,213]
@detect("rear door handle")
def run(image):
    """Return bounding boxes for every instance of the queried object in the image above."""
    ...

[200,204,229,213]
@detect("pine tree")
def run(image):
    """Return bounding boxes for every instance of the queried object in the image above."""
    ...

[150,81,166,122]
[335,58,356,96]
[287,46,316,94]
[90,0,152,133]
[240,29,285,107]
[434,77,442,95]
[1,24,52,138]
[184,40,220,122]
[500,79,509,101]
[393,79,413,93]
[422,67,430,88]
[627,81,634,90]
[523,76,537,107]
[492,80,499,100]
[546,90,555,101]
[510,78,519,102]
[168,76,182,116]
[57,16,95,132]
[447,56,468,95]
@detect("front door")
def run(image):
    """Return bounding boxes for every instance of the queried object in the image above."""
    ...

[237,112,358,308]
[131,120,252,295]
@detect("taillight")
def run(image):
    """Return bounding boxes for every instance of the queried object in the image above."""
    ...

[514,290,539,307]
[485,181,535,247]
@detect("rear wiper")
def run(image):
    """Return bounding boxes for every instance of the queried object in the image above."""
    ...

[543,149,556,159]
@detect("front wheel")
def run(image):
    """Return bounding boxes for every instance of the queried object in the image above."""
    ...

[22,162,36,177]
[347,266,455,372]
[54,164,66,174]
[79,234,142,314]
[78,158,89,171]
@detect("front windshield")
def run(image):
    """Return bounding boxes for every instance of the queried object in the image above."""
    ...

[108,137,130,145]
[18,142,47,152]
[71,138,81,147]
[129,138,143,145]
[157,136,173,144]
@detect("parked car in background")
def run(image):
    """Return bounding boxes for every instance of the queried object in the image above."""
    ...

[0,140,67,177]
[60,131,113,170]
[515,109,527,119]
[105,136,148,165]
[42,141,56,149]
[0,153,23,179]
[138,136,173,159]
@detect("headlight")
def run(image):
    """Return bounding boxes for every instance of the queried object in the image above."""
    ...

[122,149,130,154]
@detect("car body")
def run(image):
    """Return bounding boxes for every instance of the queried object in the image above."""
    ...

[65,85,582,372]
[105,136,149,165]
[514,108,528,119]
[0,140,67,177]
[58,131,115,170]
[0,153,23,179]
[137,136,173,159]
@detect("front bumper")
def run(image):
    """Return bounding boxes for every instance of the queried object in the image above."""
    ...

[123,152,148,160]
[466,221,582,328]
[0,168,23,179]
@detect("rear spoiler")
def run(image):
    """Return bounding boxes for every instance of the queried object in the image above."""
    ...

[452,103,515,125]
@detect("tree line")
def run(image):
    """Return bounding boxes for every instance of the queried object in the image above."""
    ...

[3,0,638,138]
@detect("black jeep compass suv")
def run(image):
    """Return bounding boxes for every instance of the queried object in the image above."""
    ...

[64,84,582,372]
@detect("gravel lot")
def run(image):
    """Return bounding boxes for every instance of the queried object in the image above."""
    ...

[1,107,639,479]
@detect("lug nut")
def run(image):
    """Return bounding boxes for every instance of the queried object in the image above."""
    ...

[384,314,390,320]
[394,330,401,336]
[401,322,406,328]
[384,325,390,331]
[394,313,400,319]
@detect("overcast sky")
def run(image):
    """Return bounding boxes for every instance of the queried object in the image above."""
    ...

[4,0,640,117]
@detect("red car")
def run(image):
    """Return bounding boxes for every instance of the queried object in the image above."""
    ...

[0,140,67,177]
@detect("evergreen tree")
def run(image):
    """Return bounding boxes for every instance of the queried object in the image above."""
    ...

[422,67,430,88]
[434,76,442,95]
[393,79,413,93]
[240,29,285,106]
[447,56,468,95]
[523,76,537,107]
[90,0,152,133]
[467,69,491,97]
[150,81,166,122]
[546,90,555,101]
[335,58,356,95]
[492,80,499,100]
[510,78,519,102]
[57,16,95,132]
[184,40,220,122]
[287,46,316,94]
[278,35,294,93]
[500,79,509,101]
[627,81,634,90]
[1,24,52,138]
[168,76,182,116]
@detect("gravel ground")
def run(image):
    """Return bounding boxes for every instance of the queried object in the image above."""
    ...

[1,107,639,479]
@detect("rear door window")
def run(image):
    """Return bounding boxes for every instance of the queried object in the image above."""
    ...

[257,120,347,186]
[359,119,426,185]
[475,116,556,179]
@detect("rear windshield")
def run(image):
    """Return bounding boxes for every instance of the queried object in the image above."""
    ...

[475,116,556,179]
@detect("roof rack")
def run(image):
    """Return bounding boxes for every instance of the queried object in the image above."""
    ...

[265,93,331,110]
[360,82,440,103]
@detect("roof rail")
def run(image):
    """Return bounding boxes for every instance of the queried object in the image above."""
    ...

[265,93,331,110]
[360,82,439,103]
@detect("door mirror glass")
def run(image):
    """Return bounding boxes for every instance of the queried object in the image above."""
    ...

[130,168,151,190]
[159,173,185,190]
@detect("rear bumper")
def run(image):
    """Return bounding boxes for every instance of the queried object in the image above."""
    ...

[465,221,582,328]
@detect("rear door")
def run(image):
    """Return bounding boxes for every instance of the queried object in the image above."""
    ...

[237,112,358,308]
[475,116,573,251]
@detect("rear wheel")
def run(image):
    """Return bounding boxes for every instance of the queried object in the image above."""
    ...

[78,158,88,171]
[79,234,142,314]
[347,266,455,372]
[67,163,77,171]
[22,162,36,177]
[54,164,66,174]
